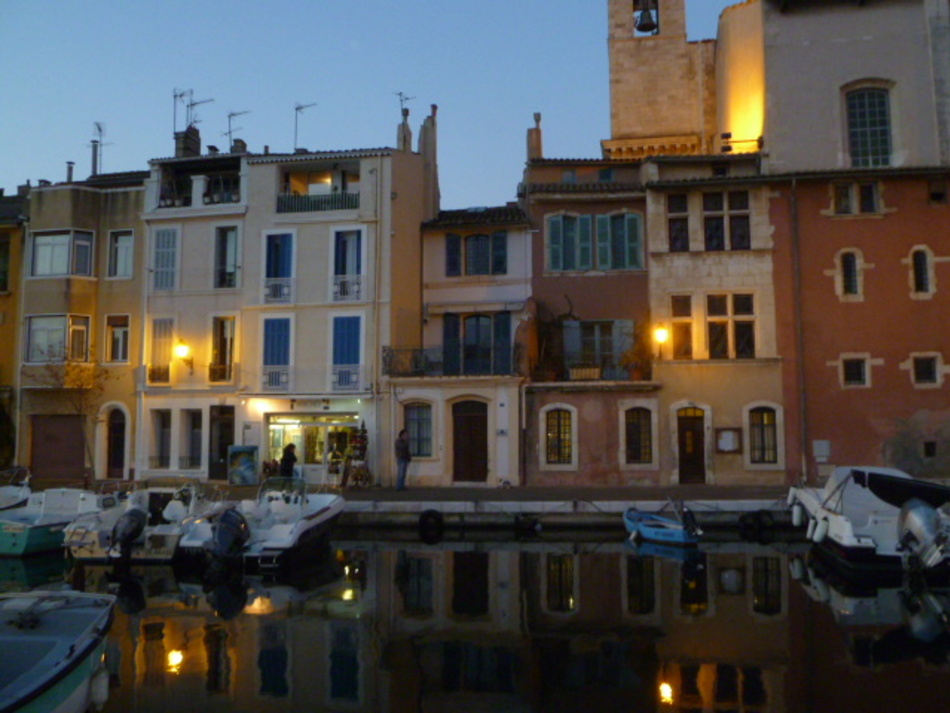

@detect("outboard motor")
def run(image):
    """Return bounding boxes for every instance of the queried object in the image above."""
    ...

[212,507,251,559]
[109,507,147,559]
[899,498,950,571]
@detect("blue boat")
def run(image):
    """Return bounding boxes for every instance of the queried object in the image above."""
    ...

[623,503,702,546]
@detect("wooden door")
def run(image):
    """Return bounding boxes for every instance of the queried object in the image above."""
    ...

[107,409,126,479]
[677,407,706,484]
[452,401,488,483]
[31,415,85,480]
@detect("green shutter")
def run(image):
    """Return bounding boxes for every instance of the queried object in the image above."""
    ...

[578,215,593,270]
[563,320,582,365]
[548,217,562,271]
[596,215,610,270]
[625,214,642,269]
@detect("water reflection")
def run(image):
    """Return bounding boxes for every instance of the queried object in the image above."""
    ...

[10,535,950,711]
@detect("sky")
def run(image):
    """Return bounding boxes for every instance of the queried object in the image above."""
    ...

[0,1,736,210]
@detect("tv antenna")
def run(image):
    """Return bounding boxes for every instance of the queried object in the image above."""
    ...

[224,110,250,146]
[186,92,214,127]
[90,122,112,173]
[294,102,317,150]
[395,91,415,113]
[172,88,189,132]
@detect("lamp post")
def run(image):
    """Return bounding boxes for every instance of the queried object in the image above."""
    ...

[174,341,193,375]
[653,326,669,361]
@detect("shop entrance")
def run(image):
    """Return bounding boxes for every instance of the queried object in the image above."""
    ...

[266,412,361,485]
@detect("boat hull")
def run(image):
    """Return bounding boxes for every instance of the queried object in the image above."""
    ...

[0,521,66,557]
[623,508,698,546]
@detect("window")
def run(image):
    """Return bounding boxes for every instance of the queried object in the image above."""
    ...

[151,409,172,469]
[31,231,93,277]
[264,232,293,302]
[625,407,653,464]
[596,214,643,269]
[445,231,507,277]
[752,557,782,615]
[547,215,591,271]
[332,315,362,391]
[840,251,860,296]
[152,228,177,290]
[442,312,511,376]
[671,295,693,359]
[214,226,238,288]
[545,408,573,465]
[626,556,655,614]
[707,294,755,359]
[929,180,947,204]
[668,194,690,252]
[333,229,363,300]
[210,316,235,381]
[106,315,130,362]
[262,317,291,390]
[562,319,633,375]
[0,239,8,291]
[842,358,867,386]
[548,213,642,271]
[703,191,750,251]
[913,356,938,385]
[912,249,932,294]
[26,315,89,362]
[108,230,133,278]
[846,87,891,167]
[545,554,576,613]
[405,403,432,457]
[149,318,174,382]
[748,407,777,464]
[833,182,880,215]
[401,555,433,615]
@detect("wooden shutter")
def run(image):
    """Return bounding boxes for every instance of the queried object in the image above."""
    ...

[442,313,460,375]
[446,234,461,276]
[491,231,507,275]
[547,217,562,271]
[493,312,512,374]
[625,214,643,269]
[578,216,593,269]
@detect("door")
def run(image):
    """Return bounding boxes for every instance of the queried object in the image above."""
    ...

[452,401,488,483]
[31,415,85,480]
[209,405,235,481]
[677,407,706,484]
[107,409,126,479]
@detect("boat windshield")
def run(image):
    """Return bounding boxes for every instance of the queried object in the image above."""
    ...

[258,477,307,500]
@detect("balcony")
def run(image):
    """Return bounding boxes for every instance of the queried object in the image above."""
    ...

[262,365,291,392]
[382,345,521,378]
[203,175,240,204]
[332,364,363,392]
[333,275,363,302]
[208,363,233,382]
[263,277,294,304]
[276,191,359,214]
[179,455,202,470]
[149,455,170,469]
[148,364,170,384]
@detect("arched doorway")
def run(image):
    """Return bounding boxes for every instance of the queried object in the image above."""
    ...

[107,409,126,479]
[452,400,488,483]
[677,407,706,484]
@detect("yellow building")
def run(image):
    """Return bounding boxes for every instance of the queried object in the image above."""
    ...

[0,189,27,468]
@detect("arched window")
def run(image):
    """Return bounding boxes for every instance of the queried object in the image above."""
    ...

[624,407,653,464]
[545,408,573,464]
[846,87,891,167]
[749,407,777,464]
[912,249,931,294]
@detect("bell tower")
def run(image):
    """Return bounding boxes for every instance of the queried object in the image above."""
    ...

[603,0,717,159]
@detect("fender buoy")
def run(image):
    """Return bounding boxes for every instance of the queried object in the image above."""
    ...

[789,557,805,581]
[813,518,829,544]
[787,489,797,507]
[791,503,804,528]
[806,518,817,540]
[418,509,445,545]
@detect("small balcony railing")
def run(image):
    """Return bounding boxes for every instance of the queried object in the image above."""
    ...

[208,363,233,382]
[148,364,170,383]
[332,364,363,392]
[149,455,170,469]
[262,365,291,392]
[263,277,294,304]
[277,192,359,214]
[333,275,363,302]
[382,345,521,377]
[563,355,640,381]
[179,455,202,470]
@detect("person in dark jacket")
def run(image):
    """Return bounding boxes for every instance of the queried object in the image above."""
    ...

[279,443,297,478]
[394,429,411,491]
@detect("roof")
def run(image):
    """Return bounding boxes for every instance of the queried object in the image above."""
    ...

[522,182,643,194]
[422,205,529,229]
[82,171,149,188]
[247,148,396,165]
[646,165,950,190]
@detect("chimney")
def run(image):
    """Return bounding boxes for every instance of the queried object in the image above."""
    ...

[397,108,412,151]
[174,125,201,158]
[67,161,75,182]
[527,113,543,160]
[91,140,99,176]
[231,138,247,153]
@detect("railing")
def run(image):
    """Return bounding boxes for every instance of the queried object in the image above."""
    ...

[276,192,359,214]
[262,365,291,392]
[332,364,363,392]
[149,455,170,469]
[263,277,294,304]
[179,456,202,470]
[333,274,363,302]
[564,355,638,381]
[208,363,232,382]
[148,364,170,383]
[382,345,521,377]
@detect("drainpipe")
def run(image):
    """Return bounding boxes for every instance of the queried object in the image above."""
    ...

[791,178,811,484]
[13,212,28,467]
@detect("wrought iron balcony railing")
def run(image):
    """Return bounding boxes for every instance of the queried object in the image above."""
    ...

[276,192,359,213]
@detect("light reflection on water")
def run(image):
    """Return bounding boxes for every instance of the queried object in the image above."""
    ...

[7,537,950,712]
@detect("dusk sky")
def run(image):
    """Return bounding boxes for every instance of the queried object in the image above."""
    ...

[0,1,736,209]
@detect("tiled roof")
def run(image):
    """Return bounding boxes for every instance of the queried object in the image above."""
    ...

[423,206,528,229]
[247,148,395,165]
[83,171,150,188]
[647,165,950,189]
[522,182,643,194]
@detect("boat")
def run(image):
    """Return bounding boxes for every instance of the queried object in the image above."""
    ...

[623,501,702,546]
[0,488,121,557]
[787,466,950,576]
[63,476,219,563]
[178,477,345,573]
[0,590,115,713]
[0,469,31,512]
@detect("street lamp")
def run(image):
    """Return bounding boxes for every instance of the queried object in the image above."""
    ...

[174,340,193,374]
[653,326,669,360]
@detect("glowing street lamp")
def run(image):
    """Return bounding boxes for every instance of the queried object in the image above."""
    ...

[174,340,193,374]
[653,326,670,360]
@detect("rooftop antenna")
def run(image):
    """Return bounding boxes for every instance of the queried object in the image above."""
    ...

[395,91,415,113]
[186,92,214,127]
[172,88,189,132]
[225,110,250,145]
[90,122,112,175]
[294,102,317,151]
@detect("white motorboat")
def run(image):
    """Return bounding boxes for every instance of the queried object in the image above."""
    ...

[178,477,344,573]
[0,468,31,512]
[0,590,115,713]
[0,488,120,556]
[787,466,950,575]
[63,476,219,563]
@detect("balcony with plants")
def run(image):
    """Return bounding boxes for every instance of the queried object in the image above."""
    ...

[276,163,360,214]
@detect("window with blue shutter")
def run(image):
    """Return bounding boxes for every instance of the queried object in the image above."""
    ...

[266,233,293,278]
[263,318,291,366]
[334,230,361,276]
[153,228,177,290]
[446,234,461,277]
[547,217,563,271]
[442,313,461,375]
[493,312,512,374]
[491,231,507,275]
[332,316,360,366]
[625,214,643,269]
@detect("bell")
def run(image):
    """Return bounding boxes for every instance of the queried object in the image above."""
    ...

[635,8,658,34]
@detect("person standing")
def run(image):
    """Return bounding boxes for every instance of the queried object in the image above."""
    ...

[394,429,411,491]
[279,443,297,478]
